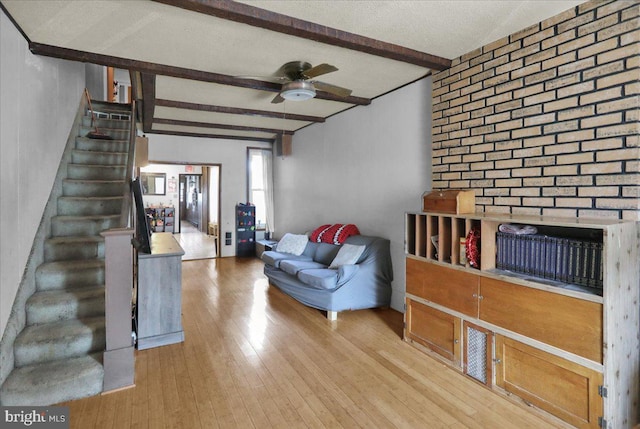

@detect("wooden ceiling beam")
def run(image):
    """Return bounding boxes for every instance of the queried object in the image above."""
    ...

[150,129,276,143]
[155,99,325,123]
[28,43,370,105]
[140,73,156,133]
[154,118,294,135]
[153,0,452,70]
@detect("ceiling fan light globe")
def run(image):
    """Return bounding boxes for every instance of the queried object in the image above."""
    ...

[280,81,316,101]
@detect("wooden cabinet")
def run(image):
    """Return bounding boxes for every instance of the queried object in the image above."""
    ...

[405,299,461,366]
[495,335,603,429]
[404,211,639,429]
[136,233,185,350]
[479,277,602,363]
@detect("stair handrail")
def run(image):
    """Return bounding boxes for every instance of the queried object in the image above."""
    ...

[120,99,137,228]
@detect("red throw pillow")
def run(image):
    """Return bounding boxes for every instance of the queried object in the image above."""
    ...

[310,224,360,245]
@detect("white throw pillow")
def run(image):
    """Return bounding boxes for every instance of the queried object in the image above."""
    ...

[276,233,308,256]
[329,244,366,269]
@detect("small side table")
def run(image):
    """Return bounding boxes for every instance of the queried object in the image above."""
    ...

[256,239,278,257]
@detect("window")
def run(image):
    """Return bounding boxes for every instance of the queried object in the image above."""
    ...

[247,148,273,231]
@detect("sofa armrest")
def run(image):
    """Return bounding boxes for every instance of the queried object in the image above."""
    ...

[337,264,360,287]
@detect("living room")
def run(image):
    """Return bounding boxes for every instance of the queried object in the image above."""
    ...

[1,0,639,427]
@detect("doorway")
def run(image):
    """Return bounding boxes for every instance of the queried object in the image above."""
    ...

[175,166,221,260]
[180,174,202,229]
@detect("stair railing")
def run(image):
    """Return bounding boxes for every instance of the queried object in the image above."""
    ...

[101,98,137,392]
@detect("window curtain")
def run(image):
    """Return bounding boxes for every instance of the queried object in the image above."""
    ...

[262,150,275,235]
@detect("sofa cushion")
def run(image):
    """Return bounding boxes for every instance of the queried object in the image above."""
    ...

[312,242,341,266]
[280,259,327,276]
[297,269,338,290]
[275,233,308,255]
[329,244,366,269]
[261,250,312,268]
[297,265,360,290]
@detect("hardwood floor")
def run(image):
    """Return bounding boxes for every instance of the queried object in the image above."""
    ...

[61,257,569,428]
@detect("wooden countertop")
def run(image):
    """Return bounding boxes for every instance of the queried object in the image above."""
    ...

[138,232,185,259]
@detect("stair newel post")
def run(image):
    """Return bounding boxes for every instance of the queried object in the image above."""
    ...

[100,228,135,392]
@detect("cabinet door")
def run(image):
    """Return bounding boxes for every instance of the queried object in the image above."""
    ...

[405,299,461,366]
[421,262,479,317]
[405,258,425,297]
[479,277,602,363]
[495,336,603,429]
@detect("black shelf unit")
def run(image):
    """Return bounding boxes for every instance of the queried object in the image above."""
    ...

[236,204,256,257]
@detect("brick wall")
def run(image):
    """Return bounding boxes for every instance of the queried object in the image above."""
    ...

[432,0,640,220]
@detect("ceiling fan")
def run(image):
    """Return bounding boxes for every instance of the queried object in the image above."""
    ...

[268,61,353,104]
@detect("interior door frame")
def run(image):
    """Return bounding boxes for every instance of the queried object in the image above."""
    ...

[148,161,222,257]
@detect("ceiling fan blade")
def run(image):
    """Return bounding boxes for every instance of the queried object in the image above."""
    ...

[313,81,352,98]
[303,63,338,79]
[271,93,285,104]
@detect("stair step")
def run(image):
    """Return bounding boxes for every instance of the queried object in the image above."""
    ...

[82,115,131,130]
[57,196,123,216]
[75,136,129,153]
[62,179,126,198]
[68,164,126,180]
[51,214,121,237]
[71,149,128,166]
[14,317,106,367]
[44,235,104,262]
[36,259,104,291]
[0,353,104,406]
[79,126,129,140]
[26,285,105,325]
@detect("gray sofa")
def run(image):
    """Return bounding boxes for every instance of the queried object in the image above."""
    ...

[262,235,393,320]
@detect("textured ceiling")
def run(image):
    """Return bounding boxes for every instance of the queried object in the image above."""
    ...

[1,0,585,143]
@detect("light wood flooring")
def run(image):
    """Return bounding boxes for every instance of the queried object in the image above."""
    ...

[175,221,217,260]
[60,257,569,428]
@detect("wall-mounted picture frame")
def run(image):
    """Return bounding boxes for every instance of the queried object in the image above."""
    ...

[140,172,166,195]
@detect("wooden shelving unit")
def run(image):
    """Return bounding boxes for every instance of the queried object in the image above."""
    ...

[404,211,639,429]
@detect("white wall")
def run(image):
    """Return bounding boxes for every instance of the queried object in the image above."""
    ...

[0,10,86,337]
[147,135,270,257]
[273,77,432,311]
